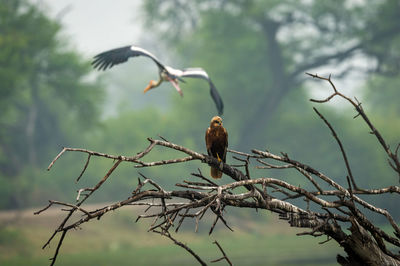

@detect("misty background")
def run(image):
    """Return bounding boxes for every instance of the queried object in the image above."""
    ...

[1,0,399,265]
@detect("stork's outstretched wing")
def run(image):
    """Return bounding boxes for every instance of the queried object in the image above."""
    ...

[92,45,166,71]
[181,68,224,115]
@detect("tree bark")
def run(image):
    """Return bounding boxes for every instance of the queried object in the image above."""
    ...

[237,18,295,149]
[335,218,400,266]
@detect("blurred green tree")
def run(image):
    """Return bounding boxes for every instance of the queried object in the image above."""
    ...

[0,0,104,208]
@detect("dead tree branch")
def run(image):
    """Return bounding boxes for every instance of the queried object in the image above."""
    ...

[37,73,400,265]
[307,72,400,182]
[211,241,233,265]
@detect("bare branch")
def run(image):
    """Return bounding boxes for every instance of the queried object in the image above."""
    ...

[135,156,195,168]
[312,107,358,191]
[307,73,400,181]
[211,241,233,266]
[152,230,207,266]
[76,154,91,183]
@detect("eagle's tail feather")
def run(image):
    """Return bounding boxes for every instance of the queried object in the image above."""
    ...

[211,167,223,179]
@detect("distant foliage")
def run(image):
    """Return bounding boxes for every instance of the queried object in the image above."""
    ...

[0,0,104,208]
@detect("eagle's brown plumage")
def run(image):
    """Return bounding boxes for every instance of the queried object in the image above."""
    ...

[205,116,228,179]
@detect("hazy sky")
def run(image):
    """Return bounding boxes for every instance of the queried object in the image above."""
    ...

[38,0,143,55]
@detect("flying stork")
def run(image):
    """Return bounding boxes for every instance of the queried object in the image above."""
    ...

[91,45,224,115]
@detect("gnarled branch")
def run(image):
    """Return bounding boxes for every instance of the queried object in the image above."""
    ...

[37,73,400,266]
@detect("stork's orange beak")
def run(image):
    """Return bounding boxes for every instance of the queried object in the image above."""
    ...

[143,82,153,94]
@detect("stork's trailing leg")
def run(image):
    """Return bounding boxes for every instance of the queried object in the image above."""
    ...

[167,77,183,97]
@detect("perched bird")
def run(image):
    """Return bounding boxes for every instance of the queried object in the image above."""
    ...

[205,116,228,179]
[91,45,224,115]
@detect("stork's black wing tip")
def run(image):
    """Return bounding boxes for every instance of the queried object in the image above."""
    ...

[91,56,106,70]
[217,101,224,116]
[91,46,136,71]
[208,80,224,116]
[217,105,224,116]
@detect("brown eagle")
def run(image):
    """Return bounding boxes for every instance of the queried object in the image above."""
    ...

[205,116,228,179]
